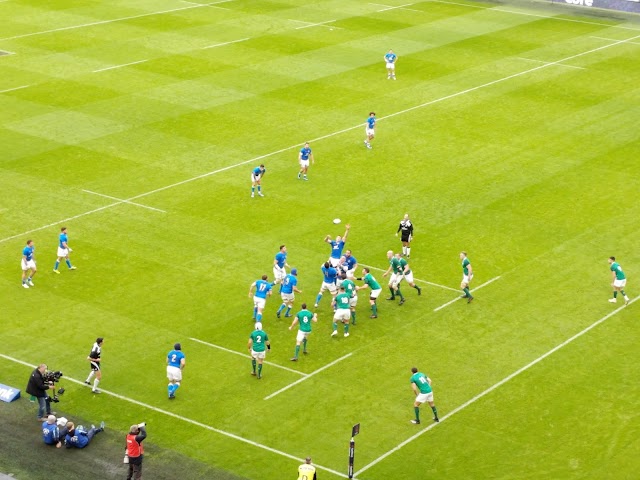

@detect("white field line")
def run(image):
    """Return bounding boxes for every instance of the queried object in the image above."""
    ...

[288,19,344,29]
[359,263,459,292]
[0,49,15,55]
[368,2,422,10]
[0,84,30,93]
[433,276,501,312]
[82,190,166,213]
[264,353,353,400]
[356,296,640,476]
[189,337,307,377]
[181,0,230,8]
[377,3,420,12]
[0,0,235,42]
[516,57,585,70]
[1,35,636,245]
[92,59,148,73]
[591,35,640,45]
[202,37,250,49]
[295,20,337,30]
[0,352,349,479]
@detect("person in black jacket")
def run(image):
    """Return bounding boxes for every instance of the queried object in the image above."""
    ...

[26,364,55,421]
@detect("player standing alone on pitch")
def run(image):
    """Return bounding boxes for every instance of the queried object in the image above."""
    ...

[608,256,630,305]
[250,164,265,197]
[21,239,37,288]
[166,343,185,399]
[84,337,103,394]
[364,112,376,149]
[248,322,270,379]
[409,367,439,425]
[460,251,474,303]
[53,226,77,273]
[396,213,413,258]
[384,49,397,80]
[297,142,314,181]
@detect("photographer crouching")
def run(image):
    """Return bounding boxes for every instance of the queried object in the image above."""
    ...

[26,364,60,421]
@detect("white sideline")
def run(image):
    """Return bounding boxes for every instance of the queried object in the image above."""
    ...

[82,190,166,213]
[516,57,585,70]
[295,20,338,30]
[355,296,639,476]
[1,34,638,245]
[359,263,459,292]
[433,276,501,311]
[0,352,349,479]
[0,85,30,93]
[202,37,250,49]
[590,35,640,45]
[92,59,148,73]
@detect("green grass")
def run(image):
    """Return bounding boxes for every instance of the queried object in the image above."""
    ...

[1,0,639,479]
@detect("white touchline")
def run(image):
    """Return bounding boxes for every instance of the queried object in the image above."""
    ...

[356,296,640,476]
[82,190,166,213]
[0,1,235,41]
[92,59,148,73]
[359,263,459,292]
[590,36,640,45]
[1,35,636,245]
[189,337,307,377]
[0,353,349,479]
[433,276,501,312]
[377,3,415,12]
[202,37,250,49]
[295,20,337,30]
[516,57,585,70]
[0,85,30,94]
[264,353,353,400]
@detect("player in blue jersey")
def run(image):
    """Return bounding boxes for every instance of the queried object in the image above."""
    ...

[297,142,315,181]
[42,415,67,448]
[273,245,290,288]
[315,261,338,308]
[54,227,77,274]
[344,249,358,279]
[277,268,302,318]
[384,49,397,80]
[364,112,376,149]
[21,239,37,288]
[166,343,186,399]
[251,164,265,197]
[325,224,350,267]
[249,274,272,322]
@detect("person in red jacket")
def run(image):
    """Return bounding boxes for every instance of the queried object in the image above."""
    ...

[126,423,147,480]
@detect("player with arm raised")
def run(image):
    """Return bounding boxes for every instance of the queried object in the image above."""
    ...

[325,224,350,267]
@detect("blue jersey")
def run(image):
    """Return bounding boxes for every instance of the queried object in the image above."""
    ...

[322,265,338,284]
[329,240,345,260]
[167,349,185,368]
[281,274,297,294]
[43,422,60,445]
[66,430,89,448]
[366,116,376,129]
[300,147,312,161]
[254,279,272,298]
[59,233,68,248]
[23,245,34,261]
[252,166,265,177]
[385,52,397,63]
[274,251,287,268]
[345,255,357,270]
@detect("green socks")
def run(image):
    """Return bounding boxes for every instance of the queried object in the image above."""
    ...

[258,364,262,377]
[302,339,307,353]
[414,406,420,421]
[294,345,300,358]
[252,359,256,373]
[463,287,472,298]
[432,406,438,419]
[397,288,404,300]
[344,324,349,334]
[372,304,378,315]
[389,288,395,298]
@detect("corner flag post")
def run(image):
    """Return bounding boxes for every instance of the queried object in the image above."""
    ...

[348,423,360,479]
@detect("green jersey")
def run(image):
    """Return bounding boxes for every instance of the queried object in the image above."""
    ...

[398,257,409,274]
[390,257,402,274]
[335,292,351,310]
[363,272,381,290]
[296,309,314,333]
[462,257,471,275]
[249,330,269,352]
[342,279,356,297]
[410,372,432,394]
[610,262,626,280]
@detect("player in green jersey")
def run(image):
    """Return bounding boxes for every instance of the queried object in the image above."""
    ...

[356,267,382,318]
[608,257,630,305]
[460,251,474,303]
[383,250,405,304]
[248,322,270,379]
[340,273,358,325]
[410,367,439,424]
[332,286,352,338]
[289,304,318,361]
[396,253,421,296]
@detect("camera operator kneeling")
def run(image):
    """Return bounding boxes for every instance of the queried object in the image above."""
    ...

[65,421,105,449]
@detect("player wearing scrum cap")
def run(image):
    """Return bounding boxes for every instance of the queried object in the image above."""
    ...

[277,268,302,318]
[166,343,185,399]
[248,322,270,379]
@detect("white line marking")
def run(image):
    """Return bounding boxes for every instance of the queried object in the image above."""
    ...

[0,85,30,94]
[356,296,640,476]
[590,35,640,45]
[92,59,148,73]
[0,352,349,479]
[202,37,250,49]
[82,190,166,213]
[181,0,230,8]
[516,57,585,70]
[264,353,353,400]
[359,263,459,292]
[295,20,337,30]
[377,3,418,12]
[189,337,307,377]
[0,49,16,55]
[0,1,235,41]
[1,35,636,245]
[433,276,501,312]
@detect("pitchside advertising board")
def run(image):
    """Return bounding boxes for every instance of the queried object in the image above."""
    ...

[553,0,640,13]
[0,384,21,403]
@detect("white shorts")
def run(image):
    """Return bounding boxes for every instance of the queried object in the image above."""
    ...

[253,296,266,310]
[613,279,627,288]
[404,271,414,284]
[416,392,434,403]
[281,292,295,303]
[251,174,261,183]
[251,349,266,359]
[299,159,309,168]
[166,366,182,382]
[334,309,351,321]
[389,273,403,287]
[21,259,36,271]
[370,288,382,299]
[347,268,356,279]
[296,330,310,342]
[349,295,358,307]
[386,62,395,70]
[328,257,340,267]
[57,247,69,258]
[462,273,474,285]
[366,127,374,137]
[273,266,286,282]
[320,281,337,295]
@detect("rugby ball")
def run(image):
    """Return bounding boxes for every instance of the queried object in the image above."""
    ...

[333,218,341,224]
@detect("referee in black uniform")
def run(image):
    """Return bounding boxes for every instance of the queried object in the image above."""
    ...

[396,214,414,258]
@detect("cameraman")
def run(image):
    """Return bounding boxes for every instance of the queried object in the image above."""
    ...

[26,364,55,421]
[126,423,147,480]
